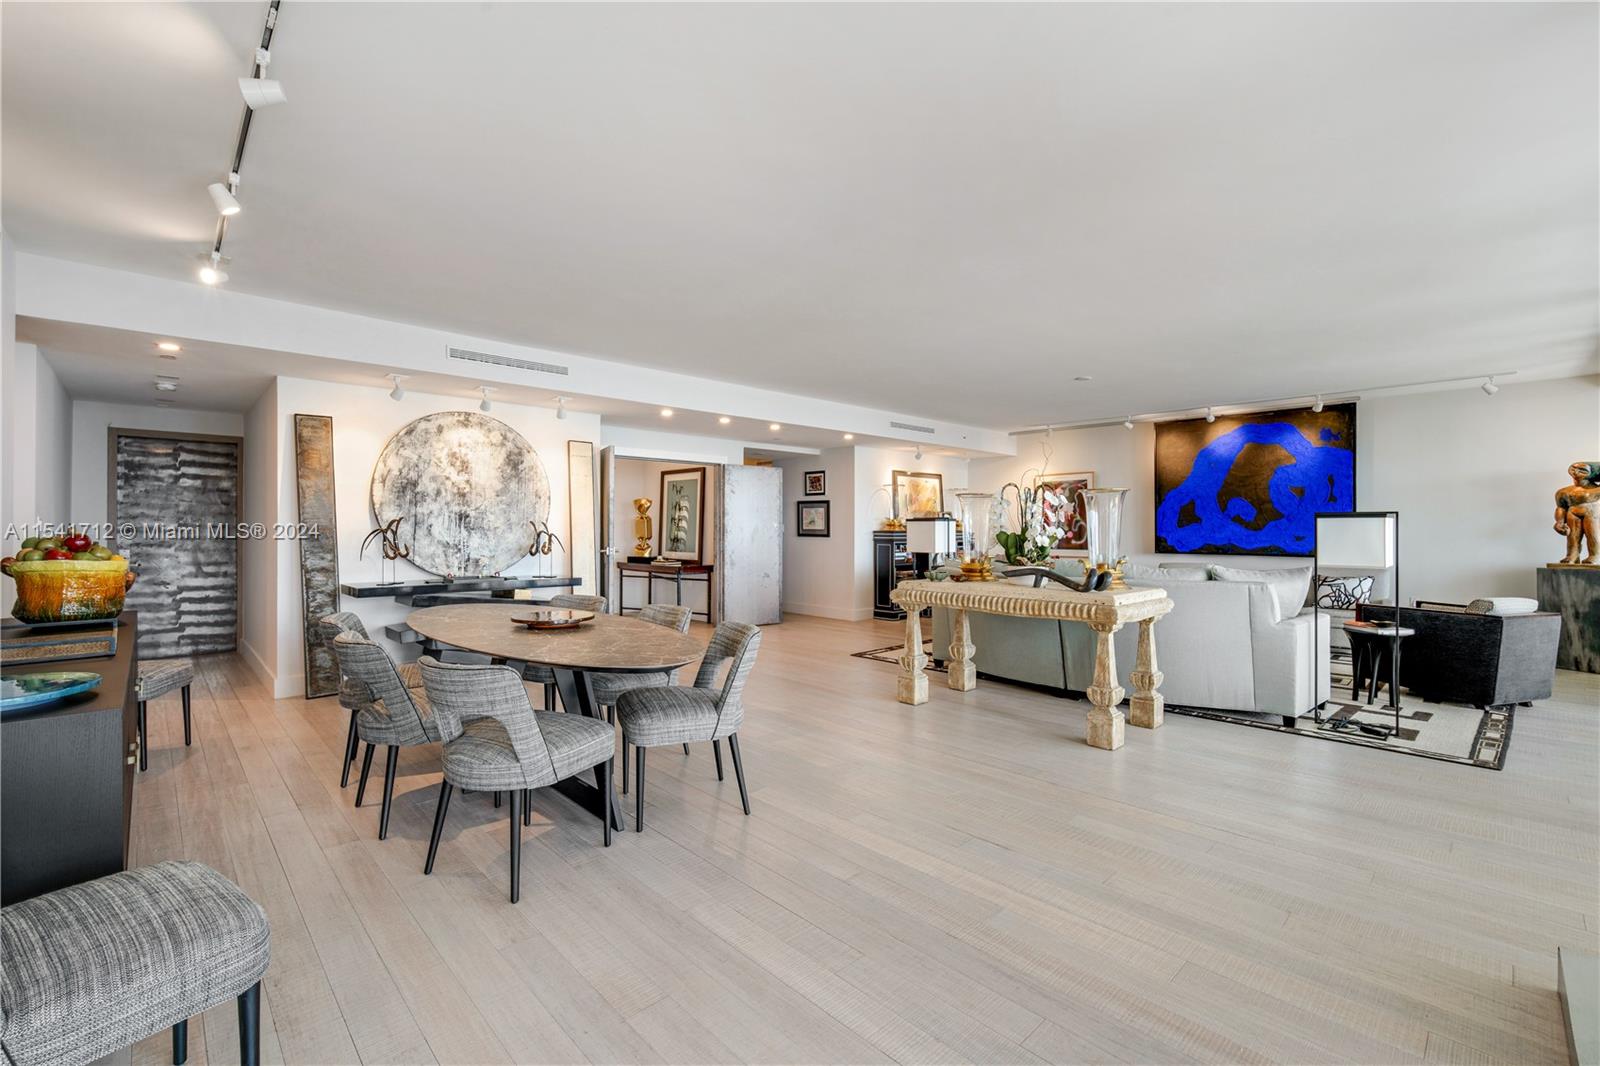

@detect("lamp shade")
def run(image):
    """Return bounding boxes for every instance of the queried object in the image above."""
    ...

[1316,514,1395,569]
[905,516,956,554]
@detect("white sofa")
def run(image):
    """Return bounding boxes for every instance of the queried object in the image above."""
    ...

[929,562,1331,721]
[1114,574,1330,721]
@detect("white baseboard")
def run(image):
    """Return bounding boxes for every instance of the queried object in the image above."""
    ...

[239,639,275,688]
[782,601,876,622]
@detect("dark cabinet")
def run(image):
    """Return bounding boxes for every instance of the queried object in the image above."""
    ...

[873,531,915,620]
[2,613,139,904]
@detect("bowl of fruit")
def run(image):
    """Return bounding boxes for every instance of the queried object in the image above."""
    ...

[2,532,136,624]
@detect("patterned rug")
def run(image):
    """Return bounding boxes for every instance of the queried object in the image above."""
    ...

[854,641,1512,769]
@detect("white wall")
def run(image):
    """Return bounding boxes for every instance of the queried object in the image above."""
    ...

[239,381,280,685]
[2,341,74,615]
[68,401,245,523]
[268,377,605,696]
[968,375,1600,604]
[774,448,858,619]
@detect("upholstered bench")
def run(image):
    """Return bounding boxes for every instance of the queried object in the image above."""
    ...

[0,860,270,1066]
[135,658,196,772]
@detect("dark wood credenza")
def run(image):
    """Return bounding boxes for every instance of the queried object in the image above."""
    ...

[1,612,139,904]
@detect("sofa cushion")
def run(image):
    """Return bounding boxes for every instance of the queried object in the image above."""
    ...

[1123,562,1208,582]
[1210,564,1314,622]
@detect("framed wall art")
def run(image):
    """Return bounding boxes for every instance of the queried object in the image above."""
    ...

[892,469,944,519]
[659,466,707,562]
[1035,471,1093,552]
[803,470,826,496]
[1155,403,1357,556]
[797,500,831,537]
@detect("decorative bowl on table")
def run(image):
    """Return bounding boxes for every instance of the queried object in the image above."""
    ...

[510,608,596,631]
[0,671,103,716]
[6,559,134,623]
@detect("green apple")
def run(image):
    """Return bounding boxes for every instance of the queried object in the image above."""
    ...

[20,537,39,550]
[18,549,45,562]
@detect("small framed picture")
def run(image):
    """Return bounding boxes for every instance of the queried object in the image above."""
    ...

[796,500,831,537]
[803,470,826,496]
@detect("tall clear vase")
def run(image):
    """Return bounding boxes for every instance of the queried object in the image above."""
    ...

[955,492,997,580]
[1077,488,1129,586]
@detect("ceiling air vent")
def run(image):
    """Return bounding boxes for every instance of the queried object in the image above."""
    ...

[447,346,569,377]
[889,420,935,435]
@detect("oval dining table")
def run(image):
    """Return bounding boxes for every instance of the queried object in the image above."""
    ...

[406,602,704,831]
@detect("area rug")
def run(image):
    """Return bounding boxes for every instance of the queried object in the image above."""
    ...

[854,641,1512,770]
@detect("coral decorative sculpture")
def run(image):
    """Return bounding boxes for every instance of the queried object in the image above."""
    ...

[1553,461,1600,565]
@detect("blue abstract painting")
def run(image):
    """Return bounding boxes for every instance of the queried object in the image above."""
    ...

[1155,404,1356,556]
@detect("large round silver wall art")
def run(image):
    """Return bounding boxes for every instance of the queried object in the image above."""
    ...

[370,411,550,577]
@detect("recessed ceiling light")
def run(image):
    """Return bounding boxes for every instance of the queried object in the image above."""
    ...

[769,423,781,432]
[660,408,674,418]
[718,416,731,425]
[157,341,181,353]
[154,380,179,393]
[1074,375,1093,382]
[843,433,854,441]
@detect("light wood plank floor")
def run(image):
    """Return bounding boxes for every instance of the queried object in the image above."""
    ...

[119,615,1598,1065]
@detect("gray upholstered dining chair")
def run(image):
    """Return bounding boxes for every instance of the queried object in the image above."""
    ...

[588,603,694,790]
[615,620,761,831]
[0,860,269,1066]
[330,631,440,841]
[416,656,615,902]
[518,594,608,709]
[320,612,423,789]
[134,658,195,772]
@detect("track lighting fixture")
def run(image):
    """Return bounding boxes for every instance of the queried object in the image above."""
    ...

[208,178,241,217]
[914,445,924,461]
[197,251,228,285]
[479,387,494,413]
[554,396,568,420]
[238,77,286,109]
[1481,377,1499,396]
[1205,407,1216,423]
[1123,416,1134,430]
[387,374,407,401]
[1312,395,1324,413]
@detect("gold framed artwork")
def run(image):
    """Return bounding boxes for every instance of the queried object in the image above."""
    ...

[658,466,707,562]
[892,470,944,519]
[1035,471,1094,552]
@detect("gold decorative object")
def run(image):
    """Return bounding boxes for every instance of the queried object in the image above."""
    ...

[631,497,654,556]
[1553,461,1600,566]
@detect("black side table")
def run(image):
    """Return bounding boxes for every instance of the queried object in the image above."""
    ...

[1342,622,1415,737]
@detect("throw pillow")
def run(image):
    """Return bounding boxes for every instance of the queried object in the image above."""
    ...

[1209,564,1314,620]
[1119,562,1164,582]
[1314,575,1374,610]
[1157,564,1212,580]
[1465,597,1539,616]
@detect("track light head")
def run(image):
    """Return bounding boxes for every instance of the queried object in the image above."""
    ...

[238,77,287,109]
[554,396,568,420]
[1481,377,1499,396]
[1312,394,1324,413]
[1123,417,1135,430]
[207,181,241,217]
[387,374,408,401]
[1205,406,1216,423]
[197,251,228,285]
[479,387,494,413]
[914,445,923,461]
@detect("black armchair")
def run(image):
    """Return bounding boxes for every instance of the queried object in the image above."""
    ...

[1360,603,1561,709]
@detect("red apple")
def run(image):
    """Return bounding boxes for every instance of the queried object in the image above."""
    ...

[43,548,73,560]
[63,532,91,553]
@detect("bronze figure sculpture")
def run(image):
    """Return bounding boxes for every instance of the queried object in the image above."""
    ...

[1553,461,1600,565]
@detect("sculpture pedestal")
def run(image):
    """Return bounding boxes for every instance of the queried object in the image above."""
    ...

[1537,565,1600,673]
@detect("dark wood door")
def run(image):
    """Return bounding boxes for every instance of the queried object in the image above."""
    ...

[111,430,241,657]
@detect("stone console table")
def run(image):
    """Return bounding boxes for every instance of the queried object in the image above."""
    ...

[889,579,1175,750]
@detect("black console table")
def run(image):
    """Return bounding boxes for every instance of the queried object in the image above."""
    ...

[2,612,139,904]
[340,576,581,604]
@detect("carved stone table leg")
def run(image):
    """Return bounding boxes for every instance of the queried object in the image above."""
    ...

[1128,616,1164,730]
[897,609,929,705]
[1086,622,1126,750]
[947,608,976,692]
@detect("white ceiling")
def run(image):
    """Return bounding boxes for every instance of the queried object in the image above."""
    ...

[4,3,1596,430]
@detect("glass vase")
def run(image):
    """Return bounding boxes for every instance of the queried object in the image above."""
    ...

[1077,487,1129,580]
[955,492,997,580]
